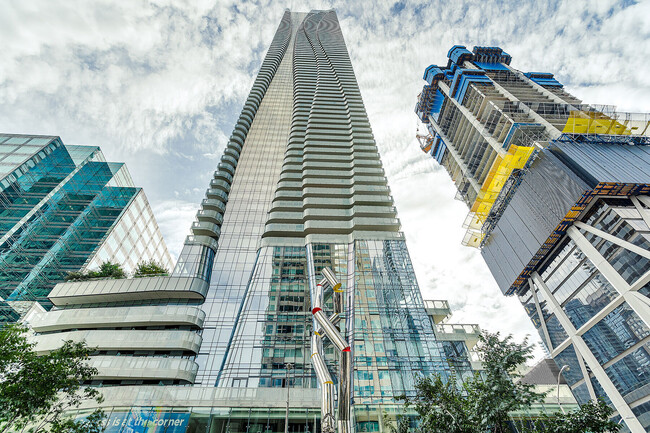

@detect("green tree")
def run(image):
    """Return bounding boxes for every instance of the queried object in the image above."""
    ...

[133,260,169,277]
[65,261,126,281]
[399,332,619,433]
[96,261,125,279]
[474,332,546,432]
[0,325,105,433]
[535,399,619,433]
[388,414,411,433]
[399,332,546,433]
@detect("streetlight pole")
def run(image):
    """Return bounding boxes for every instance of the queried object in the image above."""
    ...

[618,416,633,427]
[285,363,293,433]
[557,365,569,414]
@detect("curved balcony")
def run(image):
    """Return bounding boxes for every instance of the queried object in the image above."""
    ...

[209,179,231,193]
[302,217,400,234]
[221,154,238,166]
[196,209,223,225]
[206,188,228,203]
[88,356,198,383]
[33,329,203,355]
[201,198,226,214]
[48,276,209,307]
[300,195,393,209]
[213,170,233,183]
[228,140,243,153]
[191,221,221,239]
[224,147,240,160]
[183,235,219,252]
[263,223,304,238]
[217,162,235,176]
[29,305,205,333]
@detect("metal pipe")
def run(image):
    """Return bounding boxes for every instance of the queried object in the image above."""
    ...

[311,334,319,357]
[338,420,352,433]
[306,245,340,433]
[312,308,350,352]
[316,313,340,336]
[314,282,324,310]
[322,383,336,433]
[321,267,342,292]
[345,242,356,433]
[306,244,320,332]
[338,350,352,421]
[311,352,333,385]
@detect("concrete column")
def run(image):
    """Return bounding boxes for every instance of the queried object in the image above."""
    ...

[531,272,644,433]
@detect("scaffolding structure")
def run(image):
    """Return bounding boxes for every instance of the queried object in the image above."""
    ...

[416,48,650,250]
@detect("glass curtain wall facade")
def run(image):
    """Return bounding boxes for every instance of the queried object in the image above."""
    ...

[0,133,173,321]
[27,10,473,433]
[416,46,650,432]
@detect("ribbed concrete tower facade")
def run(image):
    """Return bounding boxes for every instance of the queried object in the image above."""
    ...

[28,11,471,433]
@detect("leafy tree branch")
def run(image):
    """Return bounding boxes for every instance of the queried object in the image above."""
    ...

[0,325,105,433]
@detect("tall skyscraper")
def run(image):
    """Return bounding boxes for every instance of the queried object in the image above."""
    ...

[27,10,474,433]
[0,133,173,323]
[416,45,650,432]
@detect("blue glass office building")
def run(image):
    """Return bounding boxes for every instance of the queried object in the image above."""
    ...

[416,46,650,432]
[0,133,173,322]
[28,11,475,433]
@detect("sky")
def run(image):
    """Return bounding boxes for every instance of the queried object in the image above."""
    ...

[2,0,649,361]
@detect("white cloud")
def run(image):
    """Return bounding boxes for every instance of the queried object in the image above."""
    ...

[151,199,200,262]
[2,0,649,362]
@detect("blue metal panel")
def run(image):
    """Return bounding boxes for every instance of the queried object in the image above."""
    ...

[448,69,491,102]
[449,69,462,99]
[447,45,473,65]
[473,61,509,71]
[432,135,447,164]
[430,89,445,121]
[424,65,445,85]
[455,73,491,103]
[524,72,563,87]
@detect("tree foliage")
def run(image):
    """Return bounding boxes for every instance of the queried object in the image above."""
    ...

[474,332,547,431]
[534,399,620,433]
[397,331,619,433]
[0,325,105,433]
[134,260,169,277]
[65,261,126,281]
[398,332,545,433]
[388,414,411,433]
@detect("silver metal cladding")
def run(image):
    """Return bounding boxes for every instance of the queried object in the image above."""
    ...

[338,350,352,421]
[312,309,349,352]
[311,352,333,385]
[321,267,342,292]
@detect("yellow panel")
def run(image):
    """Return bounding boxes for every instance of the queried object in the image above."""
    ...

[464,144,534,247]
[562,111,632,135]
